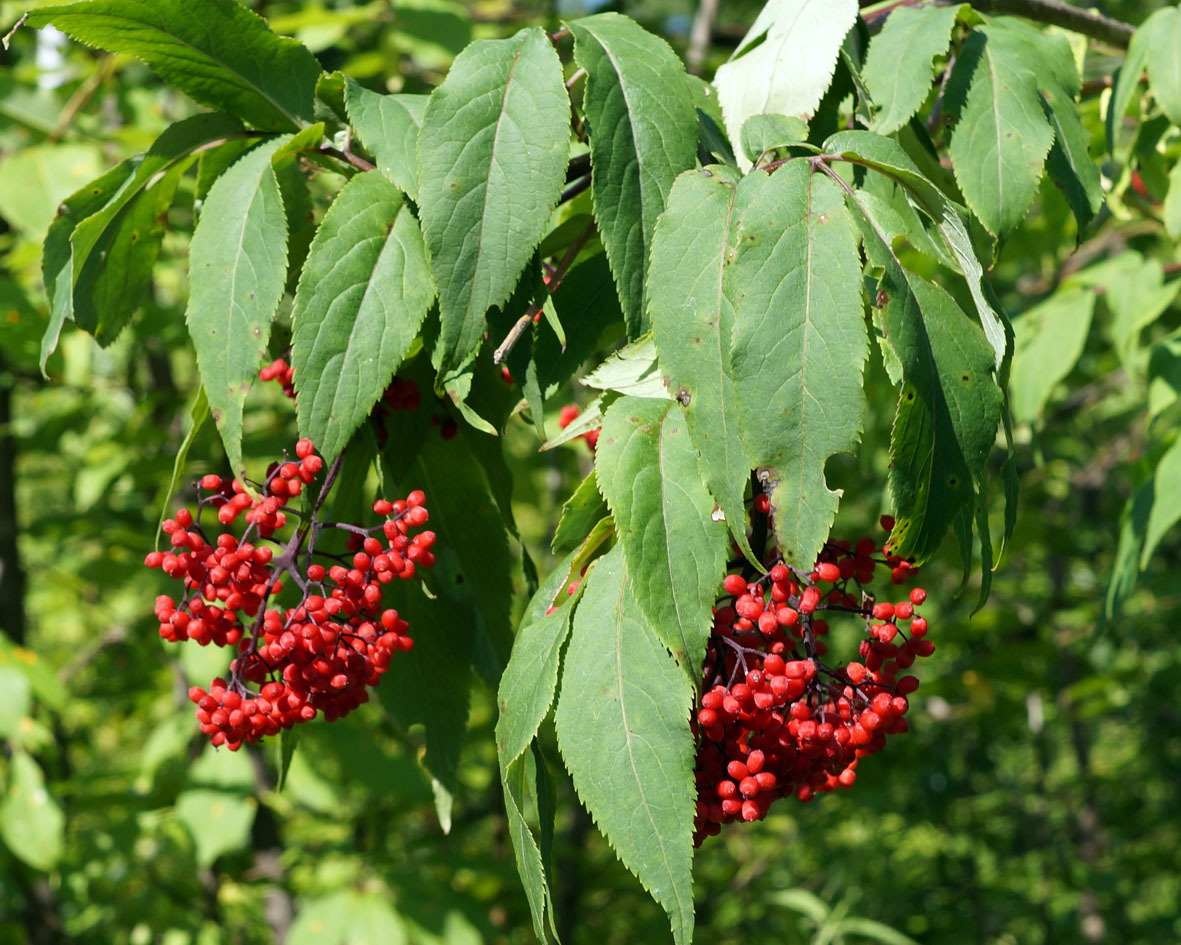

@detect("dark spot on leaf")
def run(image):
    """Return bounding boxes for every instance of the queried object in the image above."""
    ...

[129,230,139,243]
[875,289,889,308]
[905,390,915,402]
[675,386,691,406]
[948,476,958,486]
[700,168,713,178]
[454,573,464,584]
[210,408,223,423]
[961,374,970,382]
[817,213,828,224]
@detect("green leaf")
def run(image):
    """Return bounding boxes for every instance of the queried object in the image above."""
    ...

[186,137,290,483]
[496,549,581,768]
[344,78,427,200]
[1148,331,1181,420]
[277,726,300,792]
[0,667,31,741]
[175,789,257,867]
[553,546,695,945]
[1074,254,1179,373]
[502,747,559,945]
[289,890,407,945]
[1010,286,1094,424]
[570,12,698,336]
[39,157,137,373]
[713,0,859,171]
[823,130,1011,371]
[0,751,64,872]
[1164,161,1181,238]
[837,917,922,945]
[946,25,1055,237]
[582,334,668,398]
[863,3,960,135]
[292,171,434,463]
[728,161,867,567]
[595,396,728,676]
[418,27,569,376]
[1142,436,1181,569]
[853,193,1002,563]
[156,386,209,541]
[27,0,321,131]
[739,114,810,165]
[0,143,102,236]
[1042,83,1103,231]
[1108,23,1151,154]
[1146,7,1181,127]
[552,470,609,553]
[647,166,754,558]
[1104,470,1154,620]
[69,113,245,346]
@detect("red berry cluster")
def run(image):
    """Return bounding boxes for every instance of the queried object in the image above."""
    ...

[145,438,435,750]
[259,358,296,402]
[692,515,933,845]
[557,404,600,451]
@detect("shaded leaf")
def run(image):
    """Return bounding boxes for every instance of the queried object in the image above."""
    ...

[571,13,698,336]
[1142,435,1181,569]
[27,0,320,130]
[553,470,610,553]
[553,546,695,945]
[292,171,434,463]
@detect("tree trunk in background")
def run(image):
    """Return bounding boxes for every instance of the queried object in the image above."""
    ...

[0,370,27,643]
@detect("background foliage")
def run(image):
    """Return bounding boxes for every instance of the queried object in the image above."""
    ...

[1,1,1179,944]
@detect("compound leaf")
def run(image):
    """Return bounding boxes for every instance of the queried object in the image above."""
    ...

[595,396,729,678]
[292,171,434,463]
[648,165,754,558]
[418,27,569,377]
[554,546,695,945]
[27,0,320,131]
[186,137,290,483]
[728,161,868,568]
[570,12,698,336]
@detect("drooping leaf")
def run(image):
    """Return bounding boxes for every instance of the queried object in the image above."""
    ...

[1042,86,1103,231]
[945,25,1055,237]
[502,746,559,945]
[648,165,754,558]
[713,0,858,171]
[1104,470,1155,620]
[595,396,728,676]
[27,0,321,131]
[853,193,1002,562]
[1009,286,1095,424]
[186,136,290,483]
[727,161,867,567]
[823,130,1011,371]
[344,78,427,200]
[0,751,64,872]
[552,470,610,553]
[863,3,960,135]
[553,546,695,945]
[277,726,300,792]
[1146,6,1181,127]
[570,12,698,336]
[292,171,434,463]
[496,548,582,769]
[418,27,569,377]
[69,113,245,346]
[1141,436,1181,569]
[156,386,209,541]
[39,157,137,373]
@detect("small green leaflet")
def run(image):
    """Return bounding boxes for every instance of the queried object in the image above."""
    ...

[417,27,569,377]
[570,13,698,336]
[553,546,695,945]
[728,161,868,568]
[27,0,321,131]
[0,751,64,872]
[582,334,668,398]
[186,136,290,484]
[739,114,810,165]
[647,166,754,559]
[853,193,1001,563]
[292,171,434,463]
[1010,286,1095,424]
[945,25,1055,237]
[595,396,729,678]
[863,3,961,135]
[344,78,427,200]
[1146,6,1181,127]
[552,470,609,553]
[713,0,858,171]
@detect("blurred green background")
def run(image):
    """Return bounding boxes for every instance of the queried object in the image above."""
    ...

[1,1,1179,943]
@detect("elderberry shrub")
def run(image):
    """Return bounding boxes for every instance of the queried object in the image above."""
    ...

[693,514,932,846]
[144,438,436,750]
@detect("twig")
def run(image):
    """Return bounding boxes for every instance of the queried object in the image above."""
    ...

[48,55,118,143]
[319,144,375,173]
[558,173,591,206]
